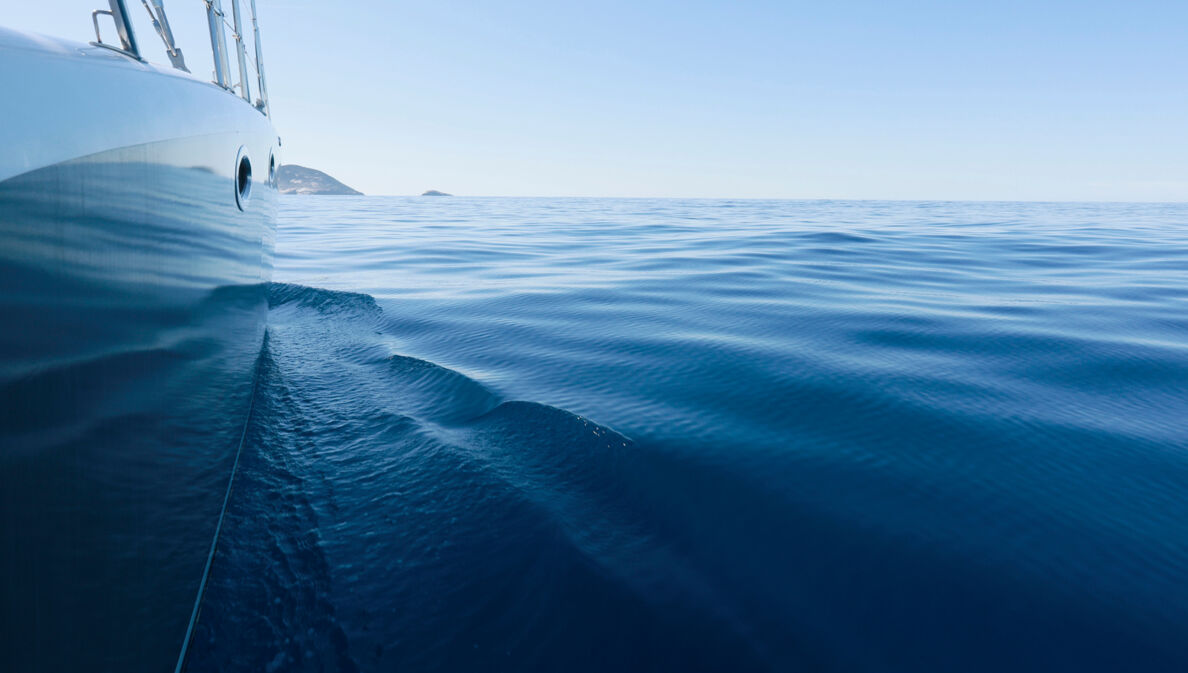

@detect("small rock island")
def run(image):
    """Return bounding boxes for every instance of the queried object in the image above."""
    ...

[277,164,363,195]
[421,190,452,196]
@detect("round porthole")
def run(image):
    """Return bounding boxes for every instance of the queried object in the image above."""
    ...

[268,151,277,188]
[235,146,252,210]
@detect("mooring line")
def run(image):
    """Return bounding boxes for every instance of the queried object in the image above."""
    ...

[173,356,263,673]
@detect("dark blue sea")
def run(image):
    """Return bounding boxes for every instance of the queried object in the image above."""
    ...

[189,198,1188,672]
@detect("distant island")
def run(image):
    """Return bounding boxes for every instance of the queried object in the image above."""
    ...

[277,164,362,195]
[422,190,452,196]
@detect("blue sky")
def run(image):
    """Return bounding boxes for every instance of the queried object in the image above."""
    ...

[11,1,1188,200]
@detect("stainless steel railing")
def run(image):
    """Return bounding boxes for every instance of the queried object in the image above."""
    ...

[91,0,270,116]
[91,0,139,57]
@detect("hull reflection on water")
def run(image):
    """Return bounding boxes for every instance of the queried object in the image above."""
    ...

[0,32,278,671]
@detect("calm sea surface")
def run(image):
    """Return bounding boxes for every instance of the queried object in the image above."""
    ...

[190,197,1188,672]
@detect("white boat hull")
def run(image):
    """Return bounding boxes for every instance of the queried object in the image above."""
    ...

[0,27,278,672]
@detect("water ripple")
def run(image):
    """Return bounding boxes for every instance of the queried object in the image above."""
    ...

[194,198,1188,672]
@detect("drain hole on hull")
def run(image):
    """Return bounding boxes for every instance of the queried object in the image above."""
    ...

[235,147,252,210]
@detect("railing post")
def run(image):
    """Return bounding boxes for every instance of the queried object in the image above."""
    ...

[205,0,233,90]
[248,0,270,115]
[230,0,252,102]
[107,0,140,56]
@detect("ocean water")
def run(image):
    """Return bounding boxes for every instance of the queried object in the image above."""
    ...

[188,198,1188,672]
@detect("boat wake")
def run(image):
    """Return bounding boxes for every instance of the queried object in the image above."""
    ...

[188,283,765,672]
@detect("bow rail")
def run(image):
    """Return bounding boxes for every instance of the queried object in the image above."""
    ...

[91,0,270,116]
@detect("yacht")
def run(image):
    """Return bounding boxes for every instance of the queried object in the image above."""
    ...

[0,2,277,670]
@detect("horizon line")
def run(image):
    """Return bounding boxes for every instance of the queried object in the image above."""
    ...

[291,194,1188,205]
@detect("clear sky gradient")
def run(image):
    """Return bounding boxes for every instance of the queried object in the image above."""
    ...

[10,1,1188,200]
